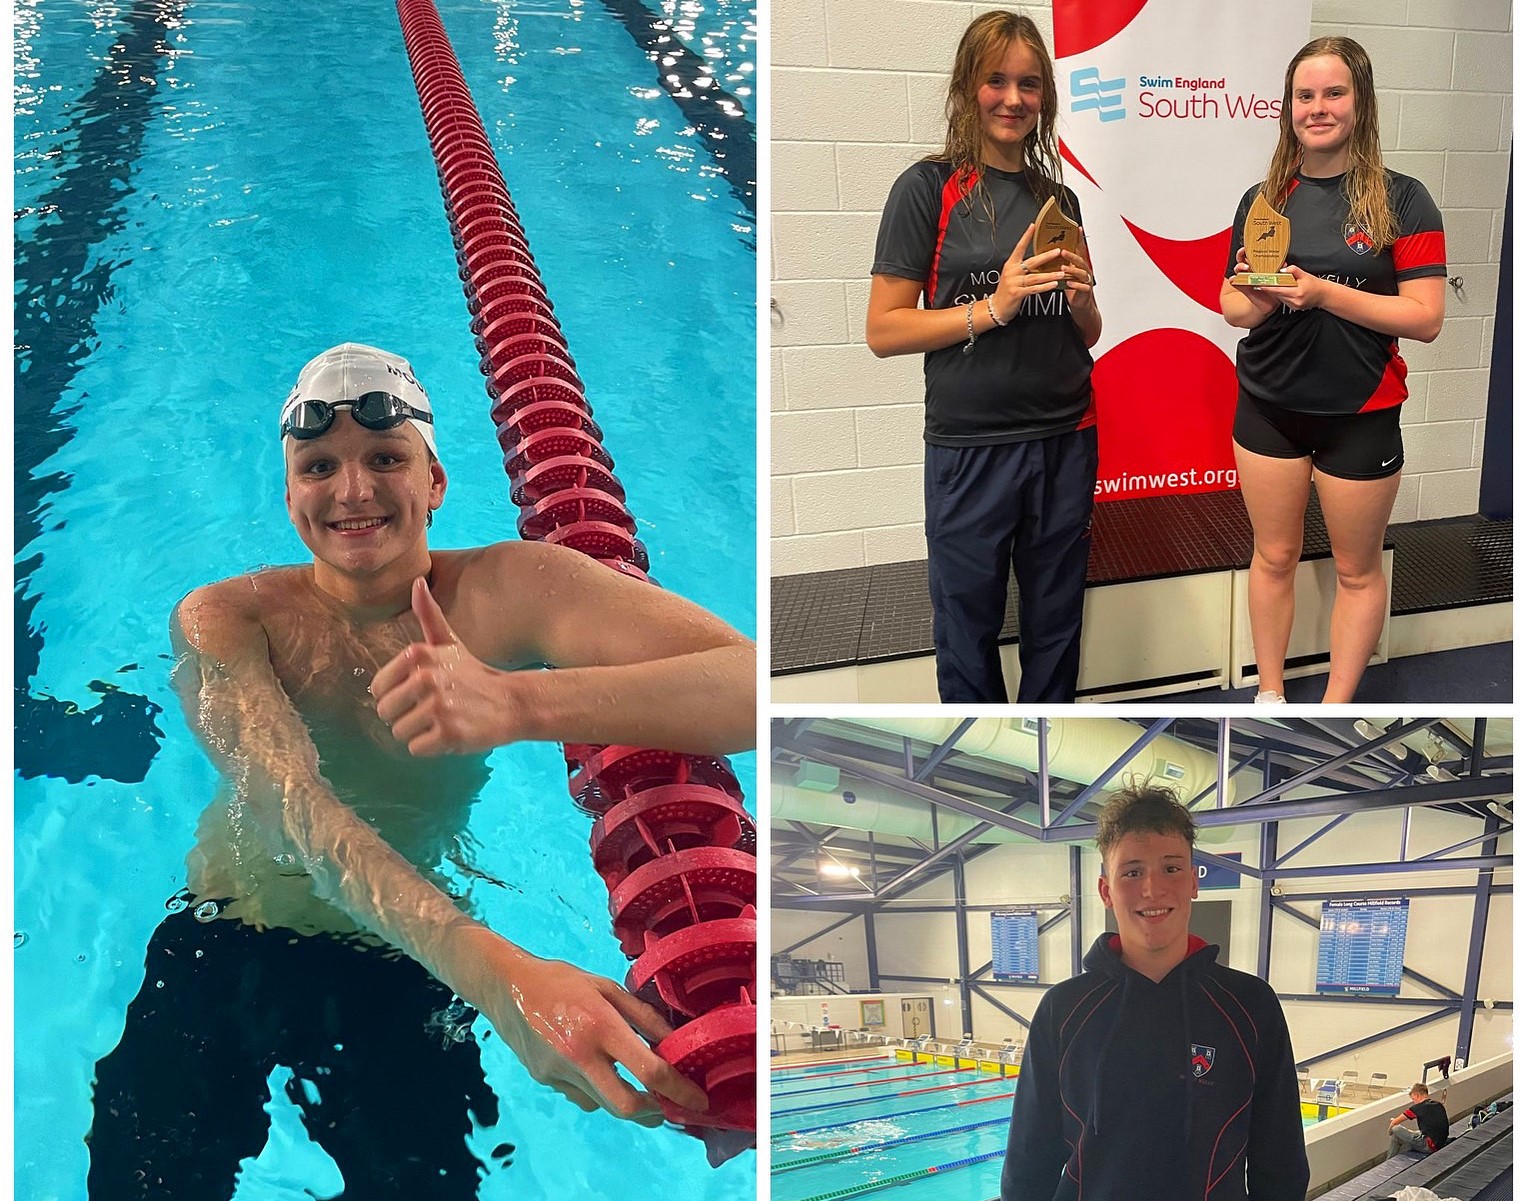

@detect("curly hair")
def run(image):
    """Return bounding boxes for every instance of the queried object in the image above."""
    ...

[1261,37,1397,249]
[1096,781,1197,869]
[936,11,1064,210]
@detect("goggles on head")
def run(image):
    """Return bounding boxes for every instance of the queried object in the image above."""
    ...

[280,391,435,441]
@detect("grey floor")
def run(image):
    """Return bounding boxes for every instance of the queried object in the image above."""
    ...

[1156,642,1512,704]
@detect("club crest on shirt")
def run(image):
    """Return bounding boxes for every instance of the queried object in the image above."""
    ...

[1190,1044,1216,1078]
[1344,224,1374,255]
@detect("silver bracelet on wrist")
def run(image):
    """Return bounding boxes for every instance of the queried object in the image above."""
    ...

[962,300,976,354]
[987,296,1008,328]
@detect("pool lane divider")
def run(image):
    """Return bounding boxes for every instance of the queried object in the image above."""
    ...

[774,1060,954,1083]
[772,1053,890,1072]
[794,1148,1007,1201]
[774,1077,1013,1121]
[775,1073,1009,1118]
[395,0,754,1134]
[774,1065,972,1098]
[775,1092,1013,1135]
[772,1115,1011,1174]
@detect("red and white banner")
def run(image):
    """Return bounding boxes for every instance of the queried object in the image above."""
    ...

[1052,0,1313,501]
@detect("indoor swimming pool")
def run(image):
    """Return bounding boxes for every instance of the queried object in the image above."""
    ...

[771,1055,1344,1201]
[772,1057,1017,1201]
[14,0,755,1197]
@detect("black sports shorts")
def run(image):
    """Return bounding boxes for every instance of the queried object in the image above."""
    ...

[87,901,505,1200]
[1233,393,1404,481]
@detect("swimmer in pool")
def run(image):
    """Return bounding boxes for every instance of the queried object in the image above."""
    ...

[87,343,754,1197]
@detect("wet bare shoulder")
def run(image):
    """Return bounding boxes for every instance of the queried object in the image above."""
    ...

[429,543,540,664]
[173,568,310,659]
[460,540,747,668]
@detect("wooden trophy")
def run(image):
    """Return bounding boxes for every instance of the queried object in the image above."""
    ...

[1034,195,1085,286]
[1232,193,1295,286]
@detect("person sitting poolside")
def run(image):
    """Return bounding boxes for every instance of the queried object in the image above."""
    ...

[1388,1082,1451,1158]
[86,343,755,1199]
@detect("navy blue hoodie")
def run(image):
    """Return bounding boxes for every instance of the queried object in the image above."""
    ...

[1000,933,1309,1201]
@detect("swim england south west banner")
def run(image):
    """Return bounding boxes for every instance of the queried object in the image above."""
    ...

[1052,1,1313,501]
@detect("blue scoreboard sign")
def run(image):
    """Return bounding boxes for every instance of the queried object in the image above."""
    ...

[1316,897,1410,996]
[992,909,1040,982]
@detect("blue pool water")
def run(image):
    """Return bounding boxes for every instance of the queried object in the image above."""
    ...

[770,1060,1334,1201]
[772,1060,1013,1201]
[14,0,755,1197]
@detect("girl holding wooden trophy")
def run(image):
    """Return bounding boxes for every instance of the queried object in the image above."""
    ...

[1222,37,1447,703]
[866,11,1100,704]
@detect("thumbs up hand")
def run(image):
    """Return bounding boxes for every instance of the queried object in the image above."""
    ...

[410,573,459,648]
[372,576,525,756]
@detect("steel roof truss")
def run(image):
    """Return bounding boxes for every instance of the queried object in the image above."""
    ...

[1046,717,1174,830]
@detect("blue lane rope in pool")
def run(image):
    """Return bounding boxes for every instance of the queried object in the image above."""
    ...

[771,1054,891,1077]
[774,1065,972,1099]
[394,0,756,1132]
[792,1148,1007,1201]
[772,1114,1011,1175]
[774,1073,1007,1118]
[772,1081,1013,1137]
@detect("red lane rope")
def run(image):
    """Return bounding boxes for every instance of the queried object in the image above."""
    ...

[771,1059,923,1081]
[395,0,755,1133]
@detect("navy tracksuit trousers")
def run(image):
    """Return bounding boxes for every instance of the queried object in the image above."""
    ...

[923,428,1097,703]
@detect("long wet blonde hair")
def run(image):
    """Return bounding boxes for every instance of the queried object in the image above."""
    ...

[937,11,1064,210]
[1261,37,1396,249]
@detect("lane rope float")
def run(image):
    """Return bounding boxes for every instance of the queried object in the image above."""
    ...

[396,0,756,1133]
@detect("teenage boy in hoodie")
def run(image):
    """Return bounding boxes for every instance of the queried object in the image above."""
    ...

[1000,785,1309,1201]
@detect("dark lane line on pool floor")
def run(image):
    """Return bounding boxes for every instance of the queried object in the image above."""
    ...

[14,0,185,784]
[594,0,756,221]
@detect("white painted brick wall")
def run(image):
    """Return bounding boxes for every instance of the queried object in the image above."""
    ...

[771,0,1513,570]
[855,404,924,467]
[1390,475,1421,524]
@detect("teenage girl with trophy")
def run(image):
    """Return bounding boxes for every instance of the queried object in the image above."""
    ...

[867,11,1100,703]
[1222,37,1446,703]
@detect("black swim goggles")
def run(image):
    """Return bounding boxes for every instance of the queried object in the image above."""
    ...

[280,392,434,441]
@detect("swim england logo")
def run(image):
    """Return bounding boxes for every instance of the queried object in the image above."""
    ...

[1345,223,1374,256]
[1071,67,1126,122]
[1190,1043,1216,1079]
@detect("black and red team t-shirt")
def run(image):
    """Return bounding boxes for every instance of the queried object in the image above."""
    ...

[872,160,1095,446]
[1227,169,1447,416]
[1405,1098,1451,1152]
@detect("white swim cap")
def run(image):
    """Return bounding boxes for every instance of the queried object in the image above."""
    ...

[282,342,439,459]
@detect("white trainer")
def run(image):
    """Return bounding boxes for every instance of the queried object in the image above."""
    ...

[1253,690,1286,704]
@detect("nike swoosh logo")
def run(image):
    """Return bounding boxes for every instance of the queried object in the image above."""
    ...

[1381,455,1399,467]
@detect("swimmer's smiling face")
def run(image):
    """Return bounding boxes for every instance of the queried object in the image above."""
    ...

[1098,830,1199,965]
[284,415,445,576]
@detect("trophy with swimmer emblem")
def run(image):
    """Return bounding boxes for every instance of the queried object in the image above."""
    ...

[1231,193,1295,287]
[1038,193,1087,259]
[1034,195,1085,283]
